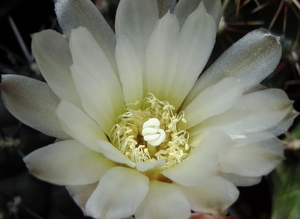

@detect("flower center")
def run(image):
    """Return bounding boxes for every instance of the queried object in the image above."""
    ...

[110,94,193,169]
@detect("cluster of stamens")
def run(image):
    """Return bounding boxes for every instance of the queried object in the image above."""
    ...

[110,94,193,169]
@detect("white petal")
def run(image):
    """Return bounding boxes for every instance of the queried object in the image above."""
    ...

[57,100,107,152]
[166,3,216,109]
[31,30,81,107]
[219,172,262,186]
[70,27,123,113]
[266,108,298,136]
[190,89,293,137]
[186,29,282,104]
[85,167,149,219]
[244,84,267,94]
[220,138,284,177]
[174,0,222,28]
[233,132,275,146]
[146,12,180,102]
[96,140,135,168]
[70,27,124,134]
[201,0,222,26]
[136,159,166,172]
[135,180,191,219]
[182,77,243,129]
[55,0,117,73]
[162,132,232,186]
[0,74,69,139]
[162,153,219,187]
[115,0,159,78]
[157,0,176,17]
[178,176,239,214]
[67,182,98,212]
[70,63,114,134]
[115,35,143,109]
[191,132,234,160]
[24,140,116,185]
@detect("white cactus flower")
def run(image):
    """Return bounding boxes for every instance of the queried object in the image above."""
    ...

[0,0,296,219]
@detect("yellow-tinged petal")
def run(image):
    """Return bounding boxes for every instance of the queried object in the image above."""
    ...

[166,2,216,109]
[86,167,149,219]
[116,35,143,109]
[57,100,108,152]
[182,77,243,129]
[96,140,136,168]
[135,180,191,219]
[178,176,239,214]
[146,11,180,102]
[162,132,232,187]
[70,27,124,134]
[24,140,116,185]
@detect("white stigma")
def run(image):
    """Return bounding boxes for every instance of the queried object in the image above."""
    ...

[142,118,166,146]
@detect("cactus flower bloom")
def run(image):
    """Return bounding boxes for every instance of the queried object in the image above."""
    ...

[0,0,296,218]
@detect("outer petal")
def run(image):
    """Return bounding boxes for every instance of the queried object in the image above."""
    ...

[146,12,180,102]
[23,140,116,185]
[174,0,222,28]
[57,100,107,152]
[266,108,298,136]
[157,0,176,17]
[85,167,149,219]
[233,132,275,146]
[55,0,117,73]
[201,0,222,26]
[220,138,284,177]
[135,180,191,219]
[219,172,262,187]
[115,35,143,109]
[70,27,124,134]
[178,176,239,214]
[190,89,293,137]
[67,182,98,212]
[0,74,69,139]
[186,29,282,104]
[115,0,159,83]
[182,77,243,129]
[31,30,81,107]
[166,3,216,109]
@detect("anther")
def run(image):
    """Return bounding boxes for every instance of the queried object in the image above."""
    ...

[142,118,166,146]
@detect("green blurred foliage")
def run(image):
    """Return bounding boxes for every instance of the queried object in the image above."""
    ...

[270,158,300,219]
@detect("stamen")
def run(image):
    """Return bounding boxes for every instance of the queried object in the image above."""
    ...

[142,118,166,146]
[110,93,193,169]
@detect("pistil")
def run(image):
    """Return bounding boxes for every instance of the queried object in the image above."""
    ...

[142,118,166,146]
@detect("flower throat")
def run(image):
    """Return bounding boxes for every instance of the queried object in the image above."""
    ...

[110,94,193,169]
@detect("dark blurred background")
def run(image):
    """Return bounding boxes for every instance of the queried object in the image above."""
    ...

[0,0,299,218]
